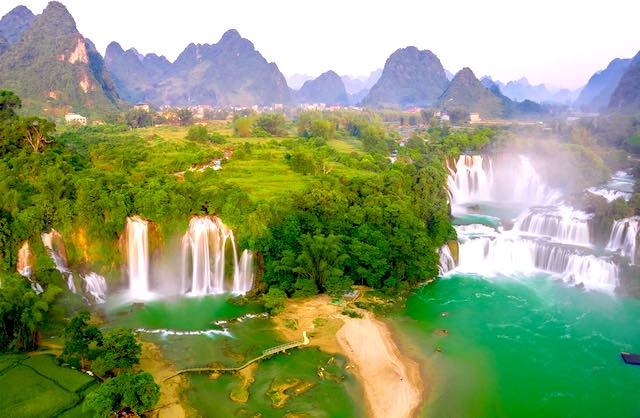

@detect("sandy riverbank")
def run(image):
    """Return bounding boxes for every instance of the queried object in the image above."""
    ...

[139,342,193,418]
[274,295,424,418]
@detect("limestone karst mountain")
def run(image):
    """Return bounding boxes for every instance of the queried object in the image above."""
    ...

[0,2,119,117]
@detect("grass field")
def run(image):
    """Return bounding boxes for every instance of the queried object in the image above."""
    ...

[23,355,94,392]
[0,354,97,418]
[0,365,78,417]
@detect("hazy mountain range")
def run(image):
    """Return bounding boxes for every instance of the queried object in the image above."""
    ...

[0,1,639,118]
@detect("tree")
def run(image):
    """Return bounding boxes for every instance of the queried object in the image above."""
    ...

[16,116,56,153]
[0,90,21,121]
[262,287,286,314]
[255,113,287,136]
[233,116,254,137]
[186,124,209,141]
[292,234,350,295]
[361,125,389,155]
[125,109,153,129]
[84,371,160,418]
[61,310,102,368]
[0,273,61,352]
[176,108,193,126]
[92,328,141,376]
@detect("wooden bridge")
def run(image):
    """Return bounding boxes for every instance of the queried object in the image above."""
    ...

[164,331,310,381]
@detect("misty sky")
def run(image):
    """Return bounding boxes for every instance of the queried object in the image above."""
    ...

[2,0,639,89]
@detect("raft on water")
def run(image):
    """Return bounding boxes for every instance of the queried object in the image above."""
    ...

[621,352,640,365]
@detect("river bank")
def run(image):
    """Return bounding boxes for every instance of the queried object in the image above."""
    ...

[274,294,425,418]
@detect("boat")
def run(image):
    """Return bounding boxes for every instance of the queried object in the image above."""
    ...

[621,352,640,365]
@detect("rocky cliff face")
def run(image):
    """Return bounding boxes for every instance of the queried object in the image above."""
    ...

[362,46,448,108]
[608,51,640,112]
[0,1,119,117]
[576,58,631,112]
[294,70,348,105]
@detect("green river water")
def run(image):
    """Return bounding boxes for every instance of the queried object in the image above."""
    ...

[109,296,364,417]
[397,273,640,418]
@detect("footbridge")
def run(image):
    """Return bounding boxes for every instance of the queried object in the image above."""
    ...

[165,331,310,381]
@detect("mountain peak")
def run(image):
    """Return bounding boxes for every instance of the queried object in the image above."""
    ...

[2,5,34,21]
[40,1,78,34]
[362,46,448,108]
[456,67,476,79]
[106,41,124,56]
[0,4,35,43]
[439,67,509,118]
[220,29,242,43]
[295,69,348,105]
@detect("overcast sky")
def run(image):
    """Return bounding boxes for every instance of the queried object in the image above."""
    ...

[2,0,639,89]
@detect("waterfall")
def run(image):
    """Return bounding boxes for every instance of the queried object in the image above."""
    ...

[510,156,561,205]
[41,229,76,293]
[233,250,255,295]
[17,241,33,277]
[513,206,592,247]
[181,216,253,295]
[446,154,560,211]
[447,155,494,205]
[587,188,631,202]
[606,217,639,264]
[588,170,634,202]
[126,216,150,296]
[438,245,456,275]
[82,272,107,304]
[456,236,619,292]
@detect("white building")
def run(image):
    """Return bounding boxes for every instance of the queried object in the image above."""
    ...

[469,113,481,123]
[64,113,87,125]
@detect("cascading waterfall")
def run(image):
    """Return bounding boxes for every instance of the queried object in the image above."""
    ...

[513,206,592,247]
[588,170,634,202]
[447,154,560,210]
[16,241,33,277]
[456,234,619,292]
[82,272,107,304]
[447,155,494,205]
[41,229,76,293]
[233,250,255,294]
[181,216,254,295]
[126,216,150,296]
[444,153,623,293]
[438,245,456,275]
[510,155,562,205]
[606,217,639,264]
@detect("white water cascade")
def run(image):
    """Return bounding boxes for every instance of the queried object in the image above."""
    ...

[438,244,456,275]
[588,170,634,202]
[233,250,255,294]
[181,216,254,295]
[447,155,494,205]
[16,241,33,277]
[82,272,107,304]
[513,206,592,247]
[606,217,639,264]
[456,232,619,293]
[126,216,150,297]
[444,153,623,293]
[41,229,76,293]
[447,154,560,211]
